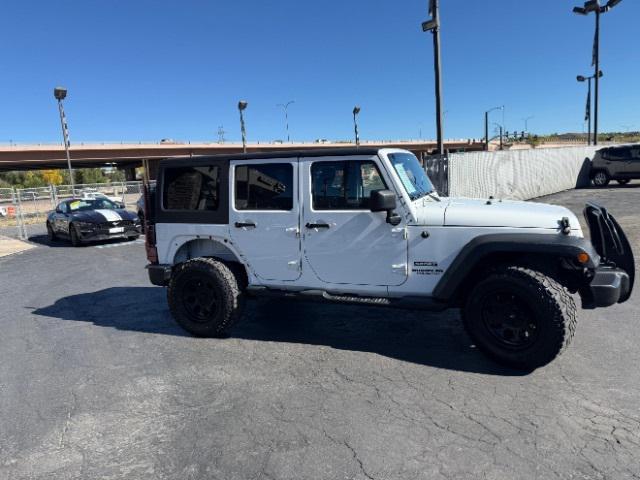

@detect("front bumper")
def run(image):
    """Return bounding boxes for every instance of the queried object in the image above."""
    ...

[147,263,171,286]
[77,225,141,243]
[583,266,631,308]
[581,202,635,307]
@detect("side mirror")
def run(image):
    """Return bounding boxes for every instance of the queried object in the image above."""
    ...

[370,190,401,226]
[55,207,62,214]
[115,201,125,209]
[370,189,396,212]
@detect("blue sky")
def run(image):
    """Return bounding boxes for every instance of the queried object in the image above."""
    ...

[0,0,638,144]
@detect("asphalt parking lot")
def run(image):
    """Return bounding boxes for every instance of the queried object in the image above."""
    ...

[1,184,639,480]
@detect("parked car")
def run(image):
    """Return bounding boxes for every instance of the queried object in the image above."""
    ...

[590,144,640,186]
[144,148,634,370]
[46,197,141,246]
[78,188,125,207]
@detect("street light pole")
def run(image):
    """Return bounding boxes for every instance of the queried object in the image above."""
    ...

[594,9,600,145]
[277,101,295,142]
[587,76,592,145]
[422,0,445,155]
[523,116,534,133]
[54,87,75,197]
[352,106,361,147]
[577,71,602,145]
[573,0,623,146]
[484,106,503,151]
[493,123,504,150]
[238,101,248,153]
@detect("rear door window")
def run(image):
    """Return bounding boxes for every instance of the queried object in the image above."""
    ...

[162,166,220,211]
[234,163,294,210]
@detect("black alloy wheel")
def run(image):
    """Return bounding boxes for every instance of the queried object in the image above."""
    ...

[181,274,221,323]
[463,266,576,370]
[480,290,539,349]
[167,258,245,337]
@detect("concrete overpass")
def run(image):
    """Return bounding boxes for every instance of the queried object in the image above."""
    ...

[0,140,485,179]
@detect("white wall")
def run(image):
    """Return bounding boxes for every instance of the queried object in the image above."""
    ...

[448,146,598,200]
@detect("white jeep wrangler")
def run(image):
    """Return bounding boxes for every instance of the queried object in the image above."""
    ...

[144,148,634,369]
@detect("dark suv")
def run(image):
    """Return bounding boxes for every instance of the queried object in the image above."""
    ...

[591,144,640,187]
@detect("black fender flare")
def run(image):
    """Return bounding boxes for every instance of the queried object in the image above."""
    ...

[432,233,599,301]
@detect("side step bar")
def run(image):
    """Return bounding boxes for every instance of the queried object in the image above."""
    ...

[246,286,449,311]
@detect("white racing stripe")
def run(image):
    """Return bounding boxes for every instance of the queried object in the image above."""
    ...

[95,209,123,222]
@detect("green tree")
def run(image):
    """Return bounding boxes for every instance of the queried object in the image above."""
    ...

[75,168,107,185]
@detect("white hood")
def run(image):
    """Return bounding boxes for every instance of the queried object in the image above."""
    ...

[412,197,582,232]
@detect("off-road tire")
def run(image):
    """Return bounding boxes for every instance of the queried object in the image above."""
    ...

[617,179,631,185]
[69,224,81,247]
[591,170,610,187]
[168,258,245,337]
[462,266,577,370]
[46,222,56,241]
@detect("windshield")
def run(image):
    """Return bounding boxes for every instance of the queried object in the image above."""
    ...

[68,198,119,212]
[388,152,435,200]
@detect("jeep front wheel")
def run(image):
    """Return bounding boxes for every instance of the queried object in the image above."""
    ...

[462,266,576,370]
[168,258,245,337]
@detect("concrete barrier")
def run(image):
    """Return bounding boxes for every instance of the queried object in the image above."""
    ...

[448,146,598,200]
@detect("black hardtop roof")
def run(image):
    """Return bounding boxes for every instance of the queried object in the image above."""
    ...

[158,147,384,167]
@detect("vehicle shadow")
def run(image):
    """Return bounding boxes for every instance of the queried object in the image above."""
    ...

[28,234,138,248]
[33,287,527,376]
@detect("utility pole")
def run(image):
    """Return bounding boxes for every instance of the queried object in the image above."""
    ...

[422,0,445,155]
[217,125,226,143]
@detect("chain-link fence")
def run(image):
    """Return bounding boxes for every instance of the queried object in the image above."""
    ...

[0,181,146,241]
[0,188,21,239]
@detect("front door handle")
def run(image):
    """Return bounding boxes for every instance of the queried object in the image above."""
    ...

[305,222,330,229]
[234,221,256,228]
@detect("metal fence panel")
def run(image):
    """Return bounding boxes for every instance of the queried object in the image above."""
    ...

[0,188,21,239]
[16,186,55,239]
[423,154,449,196]
[448,146,597,200]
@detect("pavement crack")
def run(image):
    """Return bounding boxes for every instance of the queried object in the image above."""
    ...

[58,390,78,449]
[343,440,375,480]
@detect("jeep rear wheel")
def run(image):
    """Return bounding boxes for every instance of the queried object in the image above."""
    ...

[592,170,610,187]
[462,266,576,370]
[168,258,245,337]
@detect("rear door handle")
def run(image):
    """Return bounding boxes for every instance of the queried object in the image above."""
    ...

[234,221,256,228]
[305,222,330,229]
